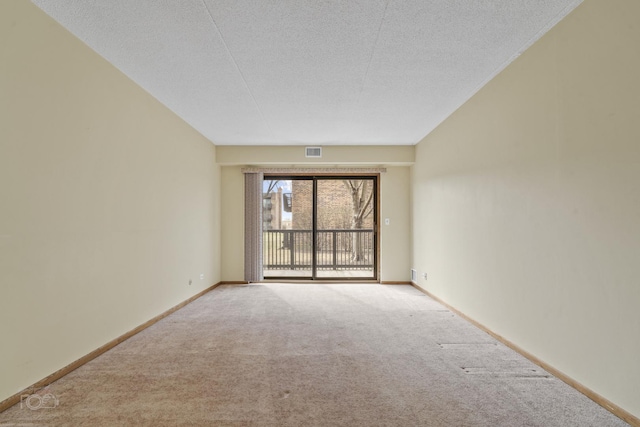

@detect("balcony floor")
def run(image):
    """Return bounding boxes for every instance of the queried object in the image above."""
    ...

[263,268,375,279]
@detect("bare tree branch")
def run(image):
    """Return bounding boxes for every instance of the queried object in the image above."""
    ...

[266,180,280,194]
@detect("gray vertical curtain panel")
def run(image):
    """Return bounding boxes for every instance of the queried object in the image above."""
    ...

[244,171,263,282]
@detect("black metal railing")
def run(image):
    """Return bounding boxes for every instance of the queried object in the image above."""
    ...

[264,229,374,271]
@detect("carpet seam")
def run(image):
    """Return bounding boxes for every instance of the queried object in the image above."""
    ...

[410,281,639,427]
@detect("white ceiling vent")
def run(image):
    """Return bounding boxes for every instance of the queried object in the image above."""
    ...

[305,147,322,158]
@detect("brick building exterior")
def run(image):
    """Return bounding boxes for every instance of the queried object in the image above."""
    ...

[291,179,374,230]
[262,178,375,231]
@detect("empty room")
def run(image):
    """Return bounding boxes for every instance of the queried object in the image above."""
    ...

[1,0,639,425]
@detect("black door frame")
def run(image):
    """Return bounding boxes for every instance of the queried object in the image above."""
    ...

[263,174,378,281]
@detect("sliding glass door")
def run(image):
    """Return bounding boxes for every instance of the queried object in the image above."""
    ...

[262,176,377,280]
[262,178,313,278]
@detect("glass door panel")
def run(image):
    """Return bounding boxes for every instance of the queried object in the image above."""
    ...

[263,178,313,278]
[315,178,376,279]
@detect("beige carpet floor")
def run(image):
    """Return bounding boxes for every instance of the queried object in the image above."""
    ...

[0,284,629,426]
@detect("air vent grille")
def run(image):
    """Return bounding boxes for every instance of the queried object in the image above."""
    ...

[305,147,322,158]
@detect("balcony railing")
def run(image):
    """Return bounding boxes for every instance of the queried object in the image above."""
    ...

[263,229,374,271]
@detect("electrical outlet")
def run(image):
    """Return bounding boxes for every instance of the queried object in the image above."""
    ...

[384,218,390,225]
[200,273,204,280]
[423,272,427,280]
[189,279,192,286]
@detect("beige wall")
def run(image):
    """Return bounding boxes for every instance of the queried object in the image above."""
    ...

[220,163,412,282]
[412,0,640,417]
[380,167,411,281]
[0,0,220,403]
[217,145,414,166]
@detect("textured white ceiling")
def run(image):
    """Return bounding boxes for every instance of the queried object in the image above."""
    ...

[32,0,582,146]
